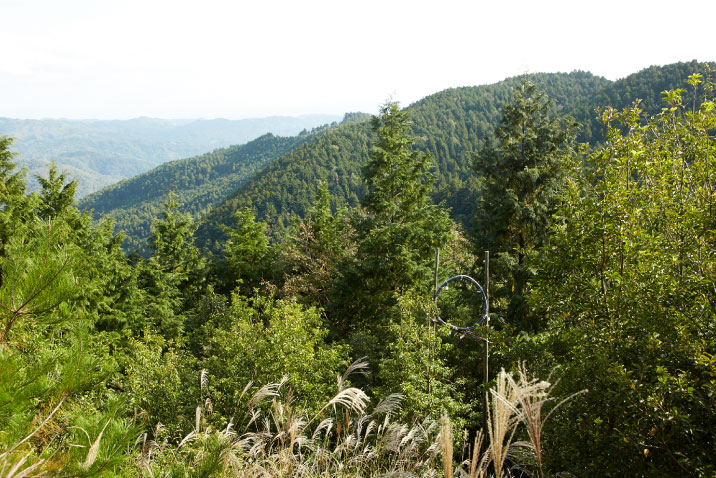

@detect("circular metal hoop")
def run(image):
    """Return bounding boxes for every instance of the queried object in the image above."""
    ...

[433,274,488,332]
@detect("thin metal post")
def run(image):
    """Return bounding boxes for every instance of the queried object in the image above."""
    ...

[428,248,440,399]
[433,249,440,306]
[483,251,490,446]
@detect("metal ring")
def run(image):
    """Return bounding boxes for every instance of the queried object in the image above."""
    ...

[433,274,488,332]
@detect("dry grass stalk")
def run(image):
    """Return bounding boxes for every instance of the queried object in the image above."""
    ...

[487,368,520,478]
[141,362,446,477]
[143,361,582,477]
[506,363,551,478]
[78,419,110,471]
[506,363,586,478]
[0,396,66,478]
[440,414,454,478]
[466,430,488,478]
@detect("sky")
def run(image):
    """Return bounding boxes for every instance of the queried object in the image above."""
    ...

[1,0,714,120]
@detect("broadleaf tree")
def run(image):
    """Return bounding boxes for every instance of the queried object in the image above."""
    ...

[530,75,716,476]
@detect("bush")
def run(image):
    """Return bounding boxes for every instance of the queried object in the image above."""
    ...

[201,294,350,421]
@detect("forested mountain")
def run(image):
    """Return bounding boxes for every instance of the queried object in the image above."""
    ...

[0,114,340,197]
[194,71,610,248]
[196,62,710,247]
[195,121,372,249]
[569,60,712,142]
[78,129,320,252]
[3,63,715,478]
[84,62,711,251]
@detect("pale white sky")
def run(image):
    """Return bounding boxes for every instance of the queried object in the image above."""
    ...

[1,0,713,119]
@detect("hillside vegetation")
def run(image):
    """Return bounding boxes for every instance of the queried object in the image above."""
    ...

[197,62,708,246]
[82,63,710,252]
[79,116,371,253]
[79,131,317,252]
[1,62,715,476]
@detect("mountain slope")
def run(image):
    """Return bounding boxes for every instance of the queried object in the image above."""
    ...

[82,62,712,253]
[568,59,712,142]
[194,71,611,248]
[195,121,373,250]
[79,130,320,252]
[195,62,712,250]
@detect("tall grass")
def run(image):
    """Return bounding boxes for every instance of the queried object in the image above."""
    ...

[138,362,578,477]
[463,364,585,478]
[140,361,442,477]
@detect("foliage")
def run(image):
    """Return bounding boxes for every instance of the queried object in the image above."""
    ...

[200,294,350,421]
[279,183,355,309]
[77,64,711,253]
[4,114,340,198]
[121,331,198,439]
[375,294,467,423]
[79,65,709,254]
[4,63,716,476]
[221,208,274,295]
[137,194,206,341]
[568,60,715,143]
[0,217,139,477]
[196,122,371,248]
[61,397,141,477]
[346,101,453,327]
[530,74,716,476]
[0,136,32,258]
[79,132,318,254]
[34,162,78,219]
[140,371,444,478]
[132,361,579,478]
[473,80,577,331]
[197,72,610,242]
[0,218,80,344]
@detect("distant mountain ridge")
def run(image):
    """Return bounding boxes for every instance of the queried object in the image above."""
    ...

[194,70,613,247]
[0,114,341,197]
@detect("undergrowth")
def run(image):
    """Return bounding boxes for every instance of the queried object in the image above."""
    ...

[132,361,580,477]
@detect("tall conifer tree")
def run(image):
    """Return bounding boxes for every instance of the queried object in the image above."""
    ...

[0,136,32,259]
[142,193,204,340]
[222,207,273,294]
[353,101,452,323]
[473,80,577,330]
[35,163,77,219]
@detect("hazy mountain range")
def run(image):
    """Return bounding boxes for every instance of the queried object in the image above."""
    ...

[0,114,341,197]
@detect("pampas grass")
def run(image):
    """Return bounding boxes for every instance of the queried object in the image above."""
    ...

[473,363,585,478]
[140,360,442,477]
[138,361,579,477]
[440,413,454,478]
[505,363,586,478]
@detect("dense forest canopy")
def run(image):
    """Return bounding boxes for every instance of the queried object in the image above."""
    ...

[216,62,709,237]
[1,62,715,477]
[80,131,318,253]
[79,116,368,253]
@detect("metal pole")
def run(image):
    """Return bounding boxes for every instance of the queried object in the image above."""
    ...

[483,251,490,446]
[434,249,440,307]
[428,248,440,399]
